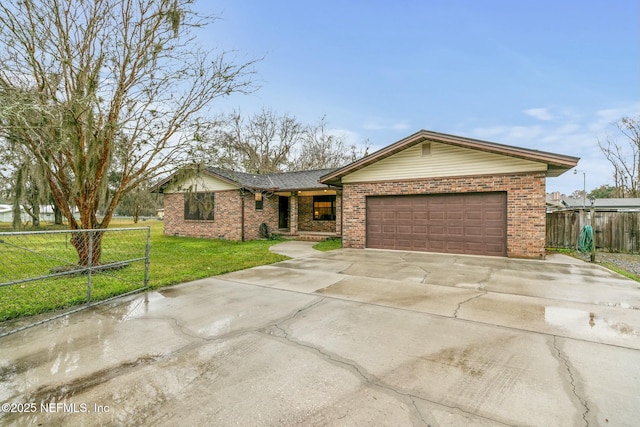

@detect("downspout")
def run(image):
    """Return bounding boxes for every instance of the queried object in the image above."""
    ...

[241,191,245,242]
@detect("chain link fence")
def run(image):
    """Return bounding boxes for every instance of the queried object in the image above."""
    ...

[0,227,150,336]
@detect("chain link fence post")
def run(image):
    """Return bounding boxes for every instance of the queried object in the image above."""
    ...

[86,230,94,303]
[144,226,150,289]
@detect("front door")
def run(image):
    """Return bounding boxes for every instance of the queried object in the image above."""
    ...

[278,196,289,229]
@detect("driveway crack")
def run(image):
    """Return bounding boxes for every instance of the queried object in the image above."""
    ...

[552,336,590,427]
[410,397,430,426]
[453,293,485,319]
[265,306,515,426]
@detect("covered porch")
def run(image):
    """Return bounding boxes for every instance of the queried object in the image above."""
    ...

[272,189,341,240]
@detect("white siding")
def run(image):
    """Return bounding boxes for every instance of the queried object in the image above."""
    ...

[163,174,239,193]
[342,142,548,183]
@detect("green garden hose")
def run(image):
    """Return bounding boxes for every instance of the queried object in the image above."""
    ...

[577,225,593,253]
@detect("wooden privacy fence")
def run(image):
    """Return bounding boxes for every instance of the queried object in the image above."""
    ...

[546,210,640,253]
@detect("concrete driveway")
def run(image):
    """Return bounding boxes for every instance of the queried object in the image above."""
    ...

[1,243,640,426]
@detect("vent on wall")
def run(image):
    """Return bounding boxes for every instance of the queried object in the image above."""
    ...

[421,142,432,156]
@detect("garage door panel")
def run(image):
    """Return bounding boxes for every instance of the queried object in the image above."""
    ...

[413,219,428,228]
[367,192,507,256]
[465,243,485,253]
[485,242,505,251]
[413,225,427,234]
[485,213,504,221]
[368,225,382,234]
[485,227,505,237]
[447,226,464,236]
[382,212,396,221]
[447,212,463,221]
[382,225,396,233]
[413,211,428,220]
[429,225,445,236]
[466,211,483,220]
[428,211,445,221]
[428,241,445,251]
[412,240,428,250]
[397,213,412,222]
[466,227,483,236]
[445,242,464,252]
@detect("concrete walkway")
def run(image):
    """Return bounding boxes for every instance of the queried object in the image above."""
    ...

[1,249,639,426]
[269,240,321,258]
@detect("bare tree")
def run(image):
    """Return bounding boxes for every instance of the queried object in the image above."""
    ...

[293,116,370,171]
[217,108,305,173]
[216,110,370,173]
[0,0,257,264]
[598,116,640,198]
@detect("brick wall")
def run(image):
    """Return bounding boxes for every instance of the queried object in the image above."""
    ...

[164,191,280,241]
[341,172,547,258]
[243,193,280,240]
[298,196,337,233]
[163,191,242,240]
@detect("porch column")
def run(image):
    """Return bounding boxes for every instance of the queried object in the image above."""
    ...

[290,193,298,236]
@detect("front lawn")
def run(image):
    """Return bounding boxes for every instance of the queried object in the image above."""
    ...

[0,220,287,321]
[313,237,342,252]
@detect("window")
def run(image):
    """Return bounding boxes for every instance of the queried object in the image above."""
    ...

[313,195,336,221]
[255,192,263,210]
[184,192,214,220]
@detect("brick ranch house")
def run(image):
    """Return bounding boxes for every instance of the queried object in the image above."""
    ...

[156,167,342,241]
[154,130,579,258]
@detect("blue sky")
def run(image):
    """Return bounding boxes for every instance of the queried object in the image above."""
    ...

[196,1,639,195]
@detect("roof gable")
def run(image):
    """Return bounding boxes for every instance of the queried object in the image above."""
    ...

[340,141,549,184]
[159,169,240,193]
[321,130,580,185]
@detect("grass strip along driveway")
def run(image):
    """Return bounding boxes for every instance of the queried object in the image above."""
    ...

[0,221,287,321]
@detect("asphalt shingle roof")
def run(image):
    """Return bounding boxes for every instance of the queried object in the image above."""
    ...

[206,167,338,191]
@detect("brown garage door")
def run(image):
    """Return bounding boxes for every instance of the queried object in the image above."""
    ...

[366,192,507,256]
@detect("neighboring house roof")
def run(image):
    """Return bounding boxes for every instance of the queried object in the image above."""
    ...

[321,129,580,185]
[152,167,338,193]
[557,197,640,211]
[0,204,64,214]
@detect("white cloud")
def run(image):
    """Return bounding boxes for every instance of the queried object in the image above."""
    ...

[468,103,640,195]
[587,104,640,133]
[328,128,365,147]
[524,108,553,121]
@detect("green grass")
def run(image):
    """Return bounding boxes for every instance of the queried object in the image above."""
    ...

[313,237,342,252]
[598,262,640,283]
[0,220,287,321]
[145,225,288,287]
[546,247,574,255]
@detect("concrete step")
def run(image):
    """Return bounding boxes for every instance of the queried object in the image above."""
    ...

[295,235,330,242]
[295,233,341,242]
